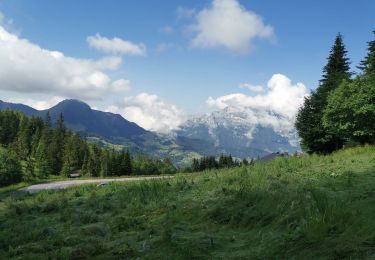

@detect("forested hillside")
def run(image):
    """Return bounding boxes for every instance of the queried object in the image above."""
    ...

[0,110,177,187]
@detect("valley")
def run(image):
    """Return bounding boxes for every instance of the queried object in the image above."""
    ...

[0,2,374,259]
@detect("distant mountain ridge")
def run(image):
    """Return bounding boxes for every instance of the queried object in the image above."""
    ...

[176,106,300,158]
[48,99,147,138]
[1,99,147,139]
[0,99,301,163]
[0,99,201,165]
[0,100,39,116]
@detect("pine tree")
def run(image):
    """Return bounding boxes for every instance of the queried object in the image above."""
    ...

[123,150,133,175]
[60,160,71,177]
[0,110,20,145]
[320,33,351,87]
[192,158,200,172]
[35,142,52,178]
[13,115,31,159]
[23,156,35,181]
[50,113,65,174]
[29,117,43,157]
[242,158,249,166]
[81,153,88,175]
[296,33,352,154]
[358,30,375,74]
[100,150,110,177]
[44,112,52,129]
[34,117,53,177]
[86,145,101,177]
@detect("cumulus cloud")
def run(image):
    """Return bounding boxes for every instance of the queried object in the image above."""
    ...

[106,93,185,133]
[7,96,64,110]
[239,83,264,93]
[207,74,308,133]
[87,34,146,56]
[189,0,274,53]
[111,79,131,92]
[0,26,130,99]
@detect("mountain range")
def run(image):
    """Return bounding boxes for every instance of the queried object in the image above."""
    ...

[0,99,300,164]
[176,106,300,158]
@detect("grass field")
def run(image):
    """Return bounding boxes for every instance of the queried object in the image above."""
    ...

[1,146,375,259]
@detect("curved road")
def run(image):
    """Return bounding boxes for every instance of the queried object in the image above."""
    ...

[19,176,173,194]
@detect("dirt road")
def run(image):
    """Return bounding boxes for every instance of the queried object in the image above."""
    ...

[18,176,173,194]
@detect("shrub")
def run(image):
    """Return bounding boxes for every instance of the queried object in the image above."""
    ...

[0,148,22,186]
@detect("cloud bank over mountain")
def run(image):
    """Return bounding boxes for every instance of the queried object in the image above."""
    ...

[207,74,308,134]
[106,93,185,134]
[105,74,307,136]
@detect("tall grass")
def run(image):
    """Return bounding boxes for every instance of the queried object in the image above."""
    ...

[0,146,375,259]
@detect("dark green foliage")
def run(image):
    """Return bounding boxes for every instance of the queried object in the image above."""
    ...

[50,113,66,175]
[296,34,351,154]
[320,33,352,87]
[190,154,247,172]
[122,150,133,175]
[0,148,22,187]
[132,155,177,175]
[0,110,20,146]
[0,110,177,186]
[323,30,375,147]
[324,71,375,144]
[358,30,375,74]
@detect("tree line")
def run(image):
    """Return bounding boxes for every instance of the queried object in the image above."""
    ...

[296,30,375,154]
[187,154,253,172]
[0,111,177,187]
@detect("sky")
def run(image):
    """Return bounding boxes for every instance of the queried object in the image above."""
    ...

[0,0,374,133]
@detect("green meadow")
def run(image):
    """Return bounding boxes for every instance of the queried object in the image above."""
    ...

[1,146,375,259]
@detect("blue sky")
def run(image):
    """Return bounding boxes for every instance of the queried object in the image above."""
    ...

[0,0,374,132]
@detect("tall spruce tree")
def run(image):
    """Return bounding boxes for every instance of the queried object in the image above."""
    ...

[123,150,133,175]
[35,112,54,177]
[358,30,375,74]
[296,33,352,154]
[100,150,110,177]
[51,113,65,174]
[323,30,375,145]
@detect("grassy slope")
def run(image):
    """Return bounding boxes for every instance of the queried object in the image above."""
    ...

[1,146,375,259]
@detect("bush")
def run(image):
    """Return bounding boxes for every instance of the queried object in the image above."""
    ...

[0,148,22,187]
[324,74,375,144]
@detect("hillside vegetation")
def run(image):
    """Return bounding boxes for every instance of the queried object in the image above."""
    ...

[1,146,375,259]
[0,110,178,188]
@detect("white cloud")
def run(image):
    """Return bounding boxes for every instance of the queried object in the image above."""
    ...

[7,96,64,110]
[106,93,185,133]
[239,83,264,93]
[0,26,131,99]
[92,56,123,70]
[189,0,274,53]
[207,74,308,133]
[87,34,146,56]
[177,6,196,19]
[111,79,131,92]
